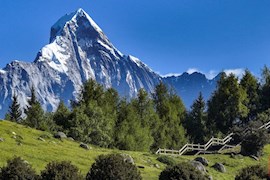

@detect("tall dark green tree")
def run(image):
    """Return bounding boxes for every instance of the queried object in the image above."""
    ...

[69,79,117,148]
[53,100,71,131]
[24,86,45,129]
[207,73,248,135]
[132,89,158,128]
[185,92,207,143]
[240,70,259,122]
[132,89,160,151]
[78,79,105,106]
[260,65,270,111]
[7,93,22,122]
[69,101,114,147]
[114,99,153,151]
[152,82,187,149]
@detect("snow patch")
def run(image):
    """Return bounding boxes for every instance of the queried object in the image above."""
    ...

[52,8,103,34]
[39,41,69,73]
[97,40,121,59]
[162,68,218,80]
[224,68,245,79]
[205,70,218,79]
[162,73,182,78]
[187,68,199,74]
[76,8,103,33]
[0,69,6,74]
[129,55,142,67]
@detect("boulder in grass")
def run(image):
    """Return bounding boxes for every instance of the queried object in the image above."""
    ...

[80,143,90,150]
[194,157,209,166]
[54,132,67,139]
[212,163,226,173]
[0,137,4,142]
[190,160,206,173]
[23,160,29,165]
[250,155,259,161]
[37,137,46,142]
[68,137,75,141]
[121,154,135,165]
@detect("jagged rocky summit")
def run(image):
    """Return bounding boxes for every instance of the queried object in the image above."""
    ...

[0,8,219,117]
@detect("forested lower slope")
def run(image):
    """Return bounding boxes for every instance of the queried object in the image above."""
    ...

[0,120,269,180]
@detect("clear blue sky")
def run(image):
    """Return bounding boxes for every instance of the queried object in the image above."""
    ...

[0,0,269,78]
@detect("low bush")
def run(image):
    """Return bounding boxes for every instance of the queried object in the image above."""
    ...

[235,165,268,180]
[0,157,38,180]
[40,161,82,180]
[86,154,142,180]
[159,162,207,180]
[157,156,176,166]
[241,129,268,157]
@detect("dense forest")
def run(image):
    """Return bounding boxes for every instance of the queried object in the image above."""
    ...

[5,66,270,152]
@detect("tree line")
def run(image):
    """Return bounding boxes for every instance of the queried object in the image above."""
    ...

[6,66,270,151]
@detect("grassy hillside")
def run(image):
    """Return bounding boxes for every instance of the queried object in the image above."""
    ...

[0,120,269,179]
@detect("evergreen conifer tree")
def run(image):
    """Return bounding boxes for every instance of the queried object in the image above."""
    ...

[240,70,259,122]
[53,100,71,130]
[24,86,45,129]
[207,73,248,135]
[185,92,207,143]
[7,93,22,122]
[114,99,153,151]
[152,82,187,149]
[260,65,270,111]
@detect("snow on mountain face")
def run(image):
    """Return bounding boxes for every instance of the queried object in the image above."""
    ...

[0,8,161,117]
[0,8,220,117]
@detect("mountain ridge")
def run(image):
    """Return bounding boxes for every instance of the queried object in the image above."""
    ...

[0,8,219,117]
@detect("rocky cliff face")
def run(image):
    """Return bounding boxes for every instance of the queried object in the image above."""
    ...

[0,9,218,117]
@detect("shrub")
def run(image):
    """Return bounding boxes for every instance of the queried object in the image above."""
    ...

[40,161,82,180]
[235,165,268,180]
[241,129,268,157]
[157,156,176,166]
[0,157,38,180]
[86,154,142,180]
[159,163,207,180]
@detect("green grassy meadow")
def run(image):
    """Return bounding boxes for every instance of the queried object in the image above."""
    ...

[0,120,269,179]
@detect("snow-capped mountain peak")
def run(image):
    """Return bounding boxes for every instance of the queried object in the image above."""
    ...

[0,8,220,117]
[50,8,103,43]
[0,8,162,117]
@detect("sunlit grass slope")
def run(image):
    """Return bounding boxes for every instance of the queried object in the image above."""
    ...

[0,120,269,179]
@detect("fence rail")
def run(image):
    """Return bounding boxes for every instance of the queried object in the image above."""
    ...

[156,133,234,155]
[156,120,270,156]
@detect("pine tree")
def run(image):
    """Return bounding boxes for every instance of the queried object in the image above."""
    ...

[28,86,38,106]
[185,92,207,143]
[7,93,22,122]
[132,89,158,128]
[207,73,248,135]
[53,100,71,130]
[24,86,45,129]
[114,99,153,151]
[70,102,114,147]
[152,82,187,149]
[69,80,117,148]
[260,65,270,111]
[79,79,105,106]
[240,70,259,122]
